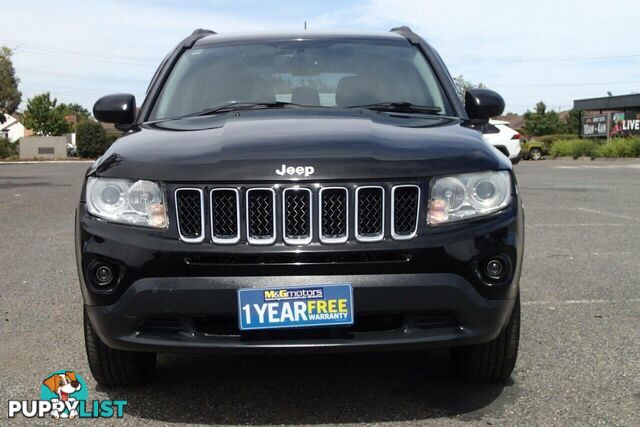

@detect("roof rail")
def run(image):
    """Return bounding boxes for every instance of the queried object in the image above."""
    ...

[390,25,412,33]
[191,28,216,37]
[390,26,420,45]
[183,29,217,48]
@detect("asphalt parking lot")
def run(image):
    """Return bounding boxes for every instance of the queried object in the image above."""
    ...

[1,159,639,425]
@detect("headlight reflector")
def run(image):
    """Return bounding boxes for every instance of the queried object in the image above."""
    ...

[127,180,163,213]
[428,171,511,225]
[86,178,168,228]
[432,177,466,210]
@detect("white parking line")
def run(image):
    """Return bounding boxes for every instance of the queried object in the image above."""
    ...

[526,251,632,257]
[555,164,640,169]
[577,207,640,222]
[524,298,640,306]
[526,223,638,227]
[524,207,579,210]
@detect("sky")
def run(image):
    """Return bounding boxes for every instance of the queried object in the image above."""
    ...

[2,0,639,114]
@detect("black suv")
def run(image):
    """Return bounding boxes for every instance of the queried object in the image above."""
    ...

[77,27,523,386]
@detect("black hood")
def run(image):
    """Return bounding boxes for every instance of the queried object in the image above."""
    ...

[90,109,510,182]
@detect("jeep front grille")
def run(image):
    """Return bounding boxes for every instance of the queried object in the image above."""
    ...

[174,184,421,245]
[283,188,312,244]
[175,188,204,243]
[246,188,276,244]
[210,188,240,244]
[392,185,420,239]
[355,186,384,242]
[319,187,348,243]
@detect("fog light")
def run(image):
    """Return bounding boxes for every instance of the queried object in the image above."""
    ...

[484,258,505,280]
[95,265,113,285]
[474,255,513,287]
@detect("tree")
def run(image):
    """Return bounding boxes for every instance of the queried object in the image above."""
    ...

[0,47,22,124]
[76,119,110,158]
[60,103,90,120]
[22,93,71,136]
[453,74,485,100]
[563,109,581,134]
[0,136,19,159]
[59,102,91,131]
[523,102,565,136]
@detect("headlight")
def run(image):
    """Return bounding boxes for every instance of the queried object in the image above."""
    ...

[428,171,511,225]
[86,178,168,228]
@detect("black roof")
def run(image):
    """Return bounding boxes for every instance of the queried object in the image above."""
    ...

[574,93,640,111]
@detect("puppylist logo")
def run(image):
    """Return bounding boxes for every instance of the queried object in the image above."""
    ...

[7,370,127,420]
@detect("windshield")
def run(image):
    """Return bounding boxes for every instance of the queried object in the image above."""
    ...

[149,39,449,120]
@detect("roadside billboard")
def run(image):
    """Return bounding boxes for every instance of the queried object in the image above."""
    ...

[581,114,609,137]
[609,112,640,138]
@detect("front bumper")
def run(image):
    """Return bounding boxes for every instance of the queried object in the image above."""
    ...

[77,192,523,353]
[85,273,517,353]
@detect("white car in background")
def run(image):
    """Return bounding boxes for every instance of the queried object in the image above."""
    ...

[480,119,522,163]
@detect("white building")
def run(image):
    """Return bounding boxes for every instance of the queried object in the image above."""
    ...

[1,113,30,142]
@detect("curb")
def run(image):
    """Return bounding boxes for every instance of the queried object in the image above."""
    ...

[548,156,640,162]
[0,160,95,165]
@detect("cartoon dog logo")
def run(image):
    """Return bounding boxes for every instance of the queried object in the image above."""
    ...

[42,371,82,419]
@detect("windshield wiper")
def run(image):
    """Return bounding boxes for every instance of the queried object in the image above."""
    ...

[196,101,301,116]
[347,102,442,114]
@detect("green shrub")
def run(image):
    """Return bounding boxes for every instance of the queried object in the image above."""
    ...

[0,138,18,159]
[535,134,577,144]
[549,139,572,157]
[76,119,109,158]
[596,143,615,158]
[571,139,599,158]
[105,133,120,145]
[549,137,640,158]
[596,137,640,158]
[549,139,599,159]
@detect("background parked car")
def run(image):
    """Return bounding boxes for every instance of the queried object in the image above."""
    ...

[480,119,522,164]
[520,138,547,160]
[521,134,576,160]
[67,142,78,157]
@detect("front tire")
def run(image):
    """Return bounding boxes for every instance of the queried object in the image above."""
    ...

[451,294,520,382]
[84,308,156,386]
[530,148,543,160]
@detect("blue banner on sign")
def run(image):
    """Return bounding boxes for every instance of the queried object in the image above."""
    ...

[237,284,354,330]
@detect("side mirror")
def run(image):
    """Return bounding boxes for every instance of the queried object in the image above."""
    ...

[465,89,504,120]
[93,94,136,125]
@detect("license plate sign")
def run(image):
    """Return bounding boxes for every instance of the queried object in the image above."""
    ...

[238,284,353,330]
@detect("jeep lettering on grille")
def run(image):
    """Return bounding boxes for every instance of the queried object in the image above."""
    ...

[275,164,315,177]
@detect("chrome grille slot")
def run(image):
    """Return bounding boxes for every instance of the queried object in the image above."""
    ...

[175,188,204,243]
[246,188,276,244]
[283,188,312,245]
[392,185,420,239]
[319,187,348,243]
[356,186,384,242]
[210,188,240,244]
